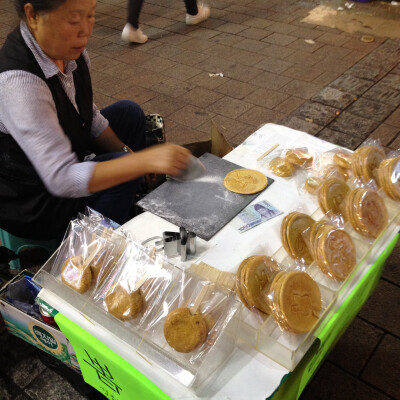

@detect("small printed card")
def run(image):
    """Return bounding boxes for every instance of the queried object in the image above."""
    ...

[231,200,282,233]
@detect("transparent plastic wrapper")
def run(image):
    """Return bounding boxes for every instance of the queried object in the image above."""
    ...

[316,177,349,222]
[52,219,125,295]
[140,269,240,370]
[93,241,178,331]
[235,255,282,319]
[280,211,316,267]
[266,147,313,178]
[350,141,386,185]
[303,220,357,281]
[374,154,400,202]
[340,187,389,240]
[266,270,322,334]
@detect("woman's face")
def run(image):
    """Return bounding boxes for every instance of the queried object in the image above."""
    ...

[26,0,96,64]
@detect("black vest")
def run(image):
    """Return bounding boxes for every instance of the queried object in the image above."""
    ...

[0,26,94,240]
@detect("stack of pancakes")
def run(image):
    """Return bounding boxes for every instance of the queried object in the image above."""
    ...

[268,270,321,334]
[375,157,400,201]
[342,188,388,239]
[235,256,280,315]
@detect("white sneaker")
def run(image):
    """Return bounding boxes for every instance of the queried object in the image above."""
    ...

[186,5,210,25]
[121,23,148,44]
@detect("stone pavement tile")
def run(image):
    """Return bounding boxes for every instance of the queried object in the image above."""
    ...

[244,88,289,109]
[279,116,322,136]
[237,106,285,127]
[168,123,209,146]
[223,64,264,83]
[345,63,389,82]
[343,50,368,65]
[262,32,297,46]
[145,16,176,30]
[317,128,363,150]
[283,64,324,82]
[301,362,391,400]
[197,115,255,143]
[367,123,400,147]
[311,87,355,110]
[144,42,183,60]
[380,73,400,91]
[287,39,325,54]
[0,334,38,378]
[314,44,352,59]
[89,56,121,73]
[114,49,155,66]
[293,102,338,126]
[207,97,254,119]
[113,85,158,104]
[346,98,397,123]
[313,56,356,74]
[359,280,400,337]
[197,56,236,75]
[281,80,323,100]
[285,50,324,67]
[181,87,224,108]
[203,45,240,63]
[201,18,230,31]
[25,368,88,400]
[187,72,227,90]
[93,93,114,110]
[317,32,351,47]
[329,73,373,96]
[95,75,135,96]
[362,334,400,399]
[215,80,258,100]
[238,27,271,41]
[363,83,400,107]
[216,22,249,35]
[0,376,16,400]
[228,50,266,68]
[136,56,177,73]
[249,71,292,91]
[141,94,185,117]
[187,27,221,40]
[255,57,293,74]
[384,108,400,128]
[9,354,46,389]
[242,17,275,29]
[328,317,384,375]
[92,25,117,40]
[212,32,244,47]
[92,42,130,59]
[382,241,400,286]
[233,38,268,53]
[163,62,203,81]
[329,112,379,139]
[267,22,298,35]
[157,32,192,46]
[170,49,210,66]
[168,105,215,129]
[389,134,400,150]
[259,43,295,59]
[219,12,251,25]
[274,96,305,115]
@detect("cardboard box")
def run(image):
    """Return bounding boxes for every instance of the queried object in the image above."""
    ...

[0,271,80,371]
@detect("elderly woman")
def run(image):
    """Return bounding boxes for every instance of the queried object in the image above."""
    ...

[0,0,190,240]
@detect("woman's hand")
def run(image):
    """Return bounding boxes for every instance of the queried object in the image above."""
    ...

[88,143,191,193]
[137,143,191,176]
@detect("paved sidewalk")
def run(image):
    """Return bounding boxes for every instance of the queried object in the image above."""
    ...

[0,0,399,399]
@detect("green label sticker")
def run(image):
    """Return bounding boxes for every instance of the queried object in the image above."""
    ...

[31,325,59,350]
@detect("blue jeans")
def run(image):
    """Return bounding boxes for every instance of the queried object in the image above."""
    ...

[86,100,146,225]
